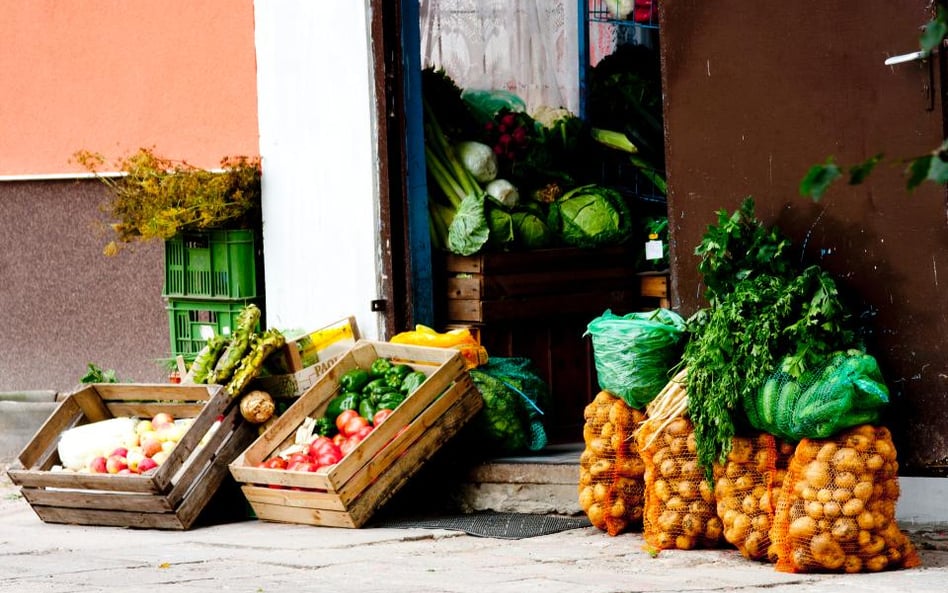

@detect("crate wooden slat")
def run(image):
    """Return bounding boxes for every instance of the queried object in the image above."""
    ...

[229,340,483,528]
[6,383,258,530]
[439,246,639,323]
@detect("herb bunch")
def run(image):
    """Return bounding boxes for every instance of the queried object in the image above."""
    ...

[684,199,858,479]
[75,148,261,255]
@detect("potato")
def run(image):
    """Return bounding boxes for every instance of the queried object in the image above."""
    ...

[239,390,275,424]
[587,502,605,527]
[589,437,609,457]
[805,500,824,520]
[666,417,690,436]
[804,460,832,489]
[831,447,864,474]
[593,482,609,502]
[579,485,595,509]
[728,438,754,463]
[741,494,758,515]
[842,497,864,517]
[666,495,687,511]
[810,532,846,570]
[865,554,888,572]
[675,535,696,550]
[743,531,764,558]
[752,513,771,534]
[659,458,679,478]
[823,500,842,519]
[816,442,838,462]
[678,479,698,500]
[653,478,672,501]
[862,534,886,555]
[681,512,704,537]
[705,516,723,541]
[843,554,863,573]
[699,480,715,504]
[834,471,857,490]
[589,458,612,478]
[788,516,817,540]
[686,432,698,454]
[610,498,627,518]
[831,517,858,542]
[657,509,680,532]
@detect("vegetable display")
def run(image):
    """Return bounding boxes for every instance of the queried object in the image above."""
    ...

[207,304,262,385]
[251,356,426,480]
[546,184,633,249]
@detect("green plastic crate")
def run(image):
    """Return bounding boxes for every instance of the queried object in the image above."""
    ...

[164,229,262,300]
[166,299,263,361]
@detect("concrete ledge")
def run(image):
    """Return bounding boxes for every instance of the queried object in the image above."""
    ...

[0,400,58,463]
[0,390,57,403]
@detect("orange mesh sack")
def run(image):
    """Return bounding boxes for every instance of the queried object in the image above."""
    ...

[772,425,921,573]
[578,390,647,536]
[712,433,788,561]
[638,415,723,551]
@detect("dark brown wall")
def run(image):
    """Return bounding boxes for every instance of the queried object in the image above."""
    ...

[659,1,948,472]
[0,180,168,392]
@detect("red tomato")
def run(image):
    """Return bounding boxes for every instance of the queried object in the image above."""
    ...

[372,409,394,425]
[353,425,374,441]
[309,436,343,463]
[332,433,346,447]
[343,414,370,437]
[336,409,361,434]
[263,457,288,470]
[287,461,318,472]
[315,450,341,466]
[287,452,312,466]
[340,435,362,456]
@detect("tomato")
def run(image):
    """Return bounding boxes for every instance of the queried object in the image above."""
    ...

[353,425,374,441]
[262,457,288,470]
[372,409,394,425]
[315,450,341,467]
[332,433,346,447]
[309,436,343,463]
[287,461,318,472]
[340,435,362,456]
[287,452,312,466]
[343,414,370,437]
[336,409,361,434]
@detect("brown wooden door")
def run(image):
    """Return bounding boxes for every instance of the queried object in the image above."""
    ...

[660,1,948,472]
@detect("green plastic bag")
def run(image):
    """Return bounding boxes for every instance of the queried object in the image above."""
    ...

[584,308,686,409]
[744,349,890,441]
[468,357,550,454]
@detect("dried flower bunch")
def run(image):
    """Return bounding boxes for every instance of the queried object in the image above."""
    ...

[75,147,261,255]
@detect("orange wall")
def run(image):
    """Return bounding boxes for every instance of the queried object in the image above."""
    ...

[0,0,259,175]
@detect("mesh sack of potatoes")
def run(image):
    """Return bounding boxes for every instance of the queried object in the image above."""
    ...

[636,370,724,551]
[711,432,786,561]
[771,424,921,573]
[579,390,647,535]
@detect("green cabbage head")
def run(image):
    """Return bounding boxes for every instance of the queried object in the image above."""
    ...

[547,184,632,248]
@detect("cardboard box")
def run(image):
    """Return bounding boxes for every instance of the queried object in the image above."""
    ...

[229,340,483,528]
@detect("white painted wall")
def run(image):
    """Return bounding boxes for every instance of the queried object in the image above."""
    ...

[253,0,383,340]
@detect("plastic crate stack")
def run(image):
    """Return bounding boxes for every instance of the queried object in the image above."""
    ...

[163,229,264,362]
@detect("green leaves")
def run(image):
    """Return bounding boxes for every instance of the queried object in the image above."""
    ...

[799,155,883,201]
[921,5,948,53]
[906,139,948,190]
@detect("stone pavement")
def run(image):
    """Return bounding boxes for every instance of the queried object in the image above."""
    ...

[1,471,947,593]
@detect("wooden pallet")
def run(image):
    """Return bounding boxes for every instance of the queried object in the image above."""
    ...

[6,383,258,530]
[229,340,483,528]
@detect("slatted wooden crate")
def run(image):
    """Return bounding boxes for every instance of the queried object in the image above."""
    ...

[229,340,483,528]
[6,383,258,530]
[439,246,639,323]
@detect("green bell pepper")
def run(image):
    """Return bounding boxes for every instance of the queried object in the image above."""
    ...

[400,371,428,395]
[358,398,377,422]
[314,416,337,437]
[364,378,390,397]
[376,390,406,411]
[384,364,413,388]
[325,391,360,422]
[369,357,393,378]
[339,368,371,393]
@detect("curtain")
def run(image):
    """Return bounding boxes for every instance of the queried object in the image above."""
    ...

[420,0,579,115]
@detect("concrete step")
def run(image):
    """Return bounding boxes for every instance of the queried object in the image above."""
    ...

[453,443,583,515]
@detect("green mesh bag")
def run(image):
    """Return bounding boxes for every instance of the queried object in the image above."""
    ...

[744,349,890,441]
[584,308,686,409]
[468,357,550,454]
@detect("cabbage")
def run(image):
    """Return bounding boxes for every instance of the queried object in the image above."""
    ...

[547,184,632,248]
[512,210,554,250]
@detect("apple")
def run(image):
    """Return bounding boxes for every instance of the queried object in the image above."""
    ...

[151,450,170,466]
[135,419,154,435]
[160,440,176,455]
[137,457,159,473]
[126,449,145,472]
[140,434,162,457]
[151,412,174,429]
[88,456,108,473]
[110,447,129,458]
[106,455,128,474]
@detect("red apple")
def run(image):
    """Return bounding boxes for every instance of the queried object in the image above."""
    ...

[106,455,128,474]
[110,446,129,458]
[151,412,174,429]
[140,435,162,458]
[88,456,108,473]
[137,457,159,473]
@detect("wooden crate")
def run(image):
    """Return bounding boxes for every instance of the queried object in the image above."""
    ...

[6,383,258,530]
[638,271,670,309]
[228,340,483,528]
[439,246,639,323]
